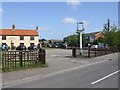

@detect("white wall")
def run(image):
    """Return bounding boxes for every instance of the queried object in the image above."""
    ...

[0,35,39,48]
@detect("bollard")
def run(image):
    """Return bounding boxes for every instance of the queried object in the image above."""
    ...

[88,47,90,58]
[95,48,96,57]
[72,48,76,57]
[41,49,46,64]
[19,51,23,67]
[38,48,42,62]
[38,48,46,64]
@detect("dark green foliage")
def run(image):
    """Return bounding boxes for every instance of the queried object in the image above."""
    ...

[11,46,16,50]
[103,19,119,47]
[67,34,78,47]
[93,19,119,47]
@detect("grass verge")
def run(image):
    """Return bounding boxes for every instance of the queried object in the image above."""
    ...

[2,62,48,73]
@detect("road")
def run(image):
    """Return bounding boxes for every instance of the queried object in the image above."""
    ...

[3,52,119,88]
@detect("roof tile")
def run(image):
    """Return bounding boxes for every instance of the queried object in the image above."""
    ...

[0,29,38,36]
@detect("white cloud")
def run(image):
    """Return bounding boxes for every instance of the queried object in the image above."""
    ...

[39,27,50,31]
[95,28,103,32]
[48,31,55,35]
[82,20,90,28]
[66,0,81,11]
[0,8,3,13]
[67,0,81,6]
[39,27,55,35]
[62,17,77,24]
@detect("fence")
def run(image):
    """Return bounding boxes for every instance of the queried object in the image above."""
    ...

[2,49,46,71]
[73,47,119,58]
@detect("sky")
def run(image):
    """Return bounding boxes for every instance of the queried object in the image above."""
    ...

[1,1,118,40]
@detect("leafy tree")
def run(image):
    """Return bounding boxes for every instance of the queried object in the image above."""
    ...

[82,34,89,47]
[67,34,78,47]
[93,37,105,45]
[102,19,119,47]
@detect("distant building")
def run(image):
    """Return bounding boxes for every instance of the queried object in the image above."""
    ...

[0,25,39,48]
[48,39,63,44]
[84,31,104,43]
[63,31,104,44]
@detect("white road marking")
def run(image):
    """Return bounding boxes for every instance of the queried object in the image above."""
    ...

[91,70,120,85]
[3,59,108,88]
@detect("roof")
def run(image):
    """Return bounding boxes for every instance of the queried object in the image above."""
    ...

[84,31,101,36]
[0,29,39,36]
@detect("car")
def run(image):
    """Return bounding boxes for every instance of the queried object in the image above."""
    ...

[1,44,9,51]
[91,45,98,49]
[59,43,68,49]
[28,45,38,50]
[54,43,61,48]
[47,43,55,48]
[16,44,26,50]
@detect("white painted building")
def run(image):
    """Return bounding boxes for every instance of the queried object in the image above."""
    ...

[0,25,39,48]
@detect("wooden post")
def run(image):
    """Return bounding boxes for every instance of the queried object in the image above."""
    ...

[88,47,90,58]
[19,51,23,67]
[95,48,96,57]
[38,48,42,62]
[100,48,102,56]
[72,48,76,57]
[41,49,46,64]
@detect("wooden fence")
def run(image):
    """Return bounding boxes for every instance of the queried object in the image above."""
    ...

[73,47,119,58]
[2,49,46,71]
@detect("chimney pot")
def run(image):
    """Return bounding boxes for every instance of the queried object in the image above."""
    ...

[36,26,38,30]
[12,24,15,29]
[12,24,15,31]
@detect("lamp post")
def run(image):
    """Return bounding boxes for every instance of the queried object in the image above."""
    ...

[76,22,85,55]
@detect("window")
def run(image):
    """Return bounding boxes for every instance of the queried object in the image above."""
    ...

[2,36,6,40]
[30,36,34,40]
[89,36,95,42]
[20,43,24,46]
[20,36,24,40]
[2,43,6,46]
[30,43,34,46]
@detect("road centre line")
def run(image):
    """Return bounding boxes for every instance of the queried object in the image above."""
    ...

[91,70,120,85]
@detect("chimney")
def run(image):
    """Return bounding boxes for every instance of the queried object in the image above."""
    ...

[12,24,15,31]
[36,26,38,30]
[36,26,38,31]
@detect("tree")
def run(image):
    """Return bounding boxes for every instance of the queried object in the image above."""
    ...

[82,34,89,47]
[102,19,119,47]
[93,37,105,45]
[67,34,78,47]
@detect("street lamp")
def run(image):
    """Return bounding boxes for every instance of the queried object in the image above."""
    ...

[76,22,85,55]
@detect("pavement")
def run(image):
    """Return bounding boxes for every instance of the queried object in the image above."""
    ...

[1,49,119,88]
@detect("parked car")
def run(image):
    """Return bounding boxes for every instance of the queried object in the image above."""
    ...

[0,44,9,51]
[16,44,26,50]
[54,43,61,48]
[59,43,67,49]
[47,43,55,48]
[28,45,38,50]
[91,45,98,49]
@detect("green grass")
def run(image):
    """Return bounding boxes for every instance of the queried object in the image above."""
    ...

[2,61,48,72]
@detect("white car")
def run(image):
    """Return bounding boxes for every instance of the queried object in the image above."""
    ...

[91,45,98,49]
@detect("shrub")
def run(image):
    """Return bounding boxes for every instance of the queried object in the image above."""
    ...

[11,46,16,50]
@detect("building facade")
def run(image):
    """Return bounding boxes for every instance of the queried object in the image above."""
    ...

[63,31,104,46]
[0,25,39,48]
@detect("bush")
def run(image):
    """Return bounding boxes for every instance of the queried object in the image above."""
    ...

[11,46,16,50]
